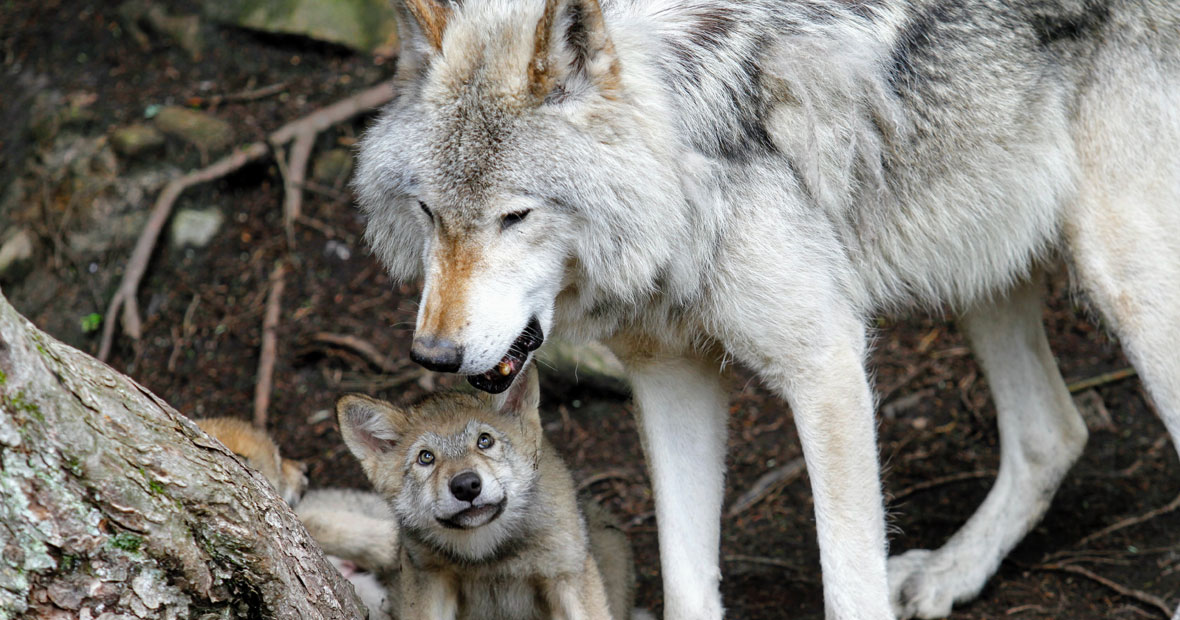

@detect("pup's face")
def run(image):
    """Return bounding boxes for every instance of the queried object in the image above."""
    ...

[337,368,544,560]
[355,0,687,393]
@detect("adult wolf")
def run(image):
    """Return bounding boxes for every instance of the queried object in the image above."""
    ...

[354,0,1180,617]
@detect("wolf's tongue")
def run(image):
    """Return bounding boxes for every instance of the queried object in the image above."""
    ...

[468,354,522,393]
[467,318,543,394]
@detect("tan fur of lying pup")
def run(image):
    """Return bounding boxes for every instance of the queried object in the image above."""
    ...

[195,417,307,506]
[337,366,636,620]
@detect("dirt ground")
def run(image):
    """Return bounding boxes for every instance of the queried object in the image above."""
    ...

[3,2,1178,618]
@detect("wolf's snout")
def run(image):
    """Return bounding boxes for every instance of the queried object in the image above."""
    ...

[411,336,464,372]
[449,471,482,502]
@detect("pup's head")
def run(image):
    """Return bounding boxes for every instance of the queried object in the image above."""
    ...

[356,0,689,393]
[337,366,545,560]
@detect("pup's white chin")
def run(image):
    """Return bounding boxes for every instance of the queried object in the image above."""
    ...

[455,504,500,528]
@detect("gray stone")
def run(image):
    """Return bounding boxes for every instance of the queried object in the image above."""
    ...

[311,148,353,186]
[202,0,398,53]
[0,229,36,281]
[170,208,225,248]
[153,107,234,154]
[111,124,166,159]
[537,340,629,395]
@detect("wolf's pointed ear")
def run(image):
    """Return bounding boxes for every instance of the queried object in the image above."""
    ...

[529,0,622,103]
[398,0,452,52]
[336,394,409,463]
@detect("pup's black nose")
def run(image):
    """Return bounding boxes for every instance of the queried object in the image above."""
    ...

[449,471,482,503]
[410,336,463,373]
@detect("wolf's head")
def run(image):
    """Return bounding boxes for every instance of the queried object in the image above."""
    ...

[337,366,546,560]
[355,0,694,393]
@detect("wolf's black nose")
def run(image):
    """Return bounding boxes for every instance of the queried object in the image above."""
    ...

[449,471,482,502]
[410,336,463,373]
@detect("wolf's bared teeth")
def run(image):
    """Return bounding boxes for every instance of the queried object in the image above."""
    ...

[497,361,512,376]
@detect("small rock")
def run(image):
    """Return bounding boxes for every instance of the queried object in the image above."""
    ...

[110,124,165,159]
[153,107,234,154]
[203,0,399,53]
[0,229,36,282]
[170,208,225,248]
[537,340,629,396]
[311,148,353,186]
[68,212,149,255]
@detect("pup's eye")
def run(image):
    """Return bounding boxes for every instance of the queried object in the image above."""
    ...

[501,210,530,229]
[418,201,432,218]
[477,433,494,450]
[417,450,435,465]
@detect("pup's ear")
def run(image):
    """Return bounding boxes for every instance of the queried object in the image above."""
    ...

[529,0,622,103]
[336,394,408,463]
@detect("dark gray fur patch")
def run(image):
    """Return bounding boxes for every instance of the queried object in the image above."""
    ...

[888,0,969,92]
[1027,1,1109,46]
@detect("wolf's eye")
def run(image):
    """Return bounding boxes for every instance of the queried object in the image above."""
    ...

[477,433,494,450]
[501,210,530,229]
[417,450,435,466]
[418,201,433,219]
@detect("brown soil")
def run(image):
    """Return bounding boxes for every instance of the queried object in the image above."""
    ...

[3,2,1178,618]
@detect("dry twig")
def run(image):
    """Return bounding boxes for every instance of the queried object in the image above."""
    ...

[97,79,395,361]
[253,262,287,428]
[723,554,818,582]
[311,332,401,374]
[725,457,806,519]
[279,130,316,246]
[1067,367,1138,393]
[889,469,995,502]
[576,468,635,492]
[1036,563,1174,618]
[1074,492,1180,549]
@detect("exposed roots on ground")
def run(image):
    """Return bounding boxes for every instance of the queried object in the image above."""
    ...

[98,79,396,362]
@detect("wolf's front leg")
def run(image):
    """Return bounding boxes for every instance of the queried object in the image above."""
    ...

[725,308,892,619]
[778,348,891,619]
[619,352,729,620]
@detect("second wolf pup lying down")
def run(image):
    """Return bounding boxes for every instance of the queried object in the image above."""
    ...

[337,366,637,620]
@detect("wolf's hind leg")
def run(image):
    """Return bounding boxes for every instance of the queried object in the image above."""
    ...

[621,353,729,620]
[889,276,1088,619]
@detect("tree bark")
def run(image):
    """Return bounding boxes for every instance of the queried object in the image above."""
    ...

[0,289,365,618]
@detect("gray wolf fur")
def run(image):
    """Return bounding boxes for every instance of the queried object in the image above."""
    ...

[353,0,1180,617]
[336,367,639,619]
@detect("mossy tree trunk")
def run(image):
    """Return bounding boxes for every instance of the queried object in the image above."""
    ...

[0,289,365,619]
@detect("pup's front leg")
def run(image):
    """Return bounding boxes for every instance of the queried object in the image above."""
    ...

[616,349,729,620]
[542,575,607,620]
[398,563,457,620]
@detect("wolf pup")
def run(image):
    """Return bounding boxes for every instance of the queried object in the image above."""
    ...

[354,0,1180,618]
[196,417,307,505]
[336,367,636,620]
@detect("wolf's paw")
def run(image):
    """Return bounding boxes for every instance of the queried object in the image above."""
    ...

[888,549,958,619]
